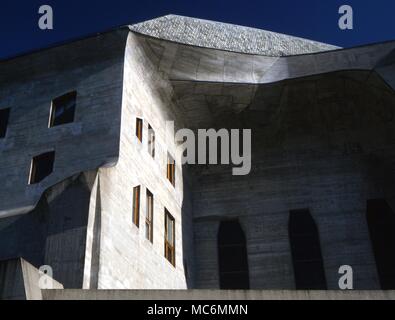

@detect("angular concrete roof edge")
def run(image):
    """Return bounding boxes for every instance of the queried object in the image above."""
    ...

[128,14,341,57]
[129,26,395,58]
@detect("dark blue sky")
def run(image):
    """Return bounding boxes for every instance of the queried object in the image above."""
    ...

[1,0,394,59]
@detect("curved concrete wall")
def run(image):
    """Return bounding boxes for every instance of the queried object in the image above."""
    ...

[82,32,194,289]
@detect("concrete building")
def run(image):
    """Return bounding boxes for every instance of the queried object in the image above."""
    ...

[1,15,395,298]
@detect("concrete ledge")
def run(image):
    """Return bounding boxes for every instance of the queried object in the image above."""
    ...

[0,258,63,300]
[42,289,395,300]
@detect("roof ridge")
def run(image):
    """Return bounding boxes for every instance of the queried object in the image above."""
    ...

[129,14,340,57]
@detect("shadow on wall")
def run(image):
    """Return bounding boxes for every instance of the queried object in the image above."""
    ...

[180,165,195,288]
[182,68,395,290]
[0,172,94,288]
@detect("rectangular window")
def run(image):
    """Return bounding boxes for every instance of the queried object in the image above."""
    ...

[0,108,10,138]
[49,91,76,127]
[136,118,143,142]
[132,185,141,227]
[148,124,155,158]
[164,210,175,266]
[167,153,175,186]
[29,151,55,184]
[146,189,154,243]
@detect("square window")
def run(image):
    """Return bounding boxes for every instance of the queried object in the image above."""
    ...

[29,151,55,184]
[49,91,76,127]
[0,108,10,138]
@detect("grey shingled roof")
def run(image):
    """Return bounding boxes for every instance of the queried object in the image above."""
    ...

[129,14,340,56]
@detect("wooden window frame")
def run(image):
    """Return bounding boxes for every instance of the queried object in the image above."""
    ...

[136,118,143,142]
[146,189,154,243]
[148,124,155,158]
[164,209,175,266]
[132,185,141,227]
[167,153,175,187]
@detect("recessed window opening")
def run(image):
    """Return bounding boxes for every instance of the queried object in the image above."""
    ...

[165,210,175,266]
[288,209,327,289]
[0,108,10,138]
[146,189,154,243]
[29,151,55,184]
[148,124,155,157]
[136,118,143,142]
[167,153,175,186]
[132,185,141,227]
[49,91,76,127]
[218,220,249,289]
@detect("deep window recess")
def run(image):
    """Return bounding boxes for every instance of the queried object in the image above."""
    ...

[0,108,10,138]
[288,209,327,289]
[217,220,250,289]
[164,210,175,266]
[136,118,143,142]
[49,91,76,127]
[146,189,154,243]
[148,124,155,158]
[132,185,141,227]
[167,153,175,186]
[29,151,55,184]
[366,199,395,289]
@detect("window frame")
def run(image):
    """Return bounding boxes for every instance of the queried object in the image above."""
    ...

[146,189,154,243]
[136,117,143,142]
[164,209,176,266]
[167,153,175,187]
[132,185,141,227]
[148,124,155,158]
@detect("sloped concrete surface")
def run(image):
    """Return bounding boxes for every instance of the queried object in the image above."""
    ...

[130,14,339,56]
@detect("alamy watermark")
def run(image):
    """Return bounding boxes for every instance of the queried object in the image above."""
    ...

[165,121,252,176]
[38,265,54,289]
[38,4,354,32]
[338,265,353,289]
[38,5,53,30]
[338,5,353,30]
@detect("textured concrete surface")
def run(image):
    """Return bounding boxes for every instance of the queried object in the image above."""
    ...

[134,33,395,87]
[0,15,394,294]
[0,258,62,300]
[186,71,395,289]
[42,289,395,300]
[133,30,395,289]
[0,173,96,288]
[0,258,25,299]
[81,32,194,290]
[0,29,128,218]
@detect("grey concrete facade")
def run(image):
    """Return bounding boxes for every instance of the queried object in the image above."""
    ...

[1,15,395,296]
[0,258,62,300]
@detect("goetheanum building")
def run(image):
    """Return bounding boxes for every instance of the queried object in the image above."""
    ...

[1,15,395,299]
